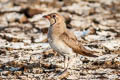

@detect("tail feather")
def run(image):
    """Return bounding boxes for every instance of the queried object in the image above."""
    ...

[80,46,98,57]
[83,51,98,57]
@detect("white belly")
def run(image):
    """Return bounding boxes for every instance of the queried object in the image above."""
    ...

[48,37,75,57]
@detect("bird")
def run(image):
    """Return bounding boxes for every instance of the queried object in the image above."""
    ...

[43,13,97,69]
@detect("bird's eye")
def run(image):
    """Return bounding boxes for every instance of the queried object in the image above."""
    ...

[52,15,56,18]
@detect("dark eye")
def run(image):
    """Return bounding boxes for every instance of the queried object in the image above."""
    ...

[52,15,56,18]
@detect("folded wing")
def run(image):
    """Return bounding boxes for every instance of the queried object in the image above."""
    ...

[60,30,97,57]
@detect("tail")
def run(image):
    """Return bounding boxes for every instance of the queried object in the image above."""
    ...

[83,50,98,57]
[80,46,98,57]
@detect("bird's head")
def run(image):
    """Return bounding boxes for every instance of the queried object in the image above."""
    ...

[43,13,65,26]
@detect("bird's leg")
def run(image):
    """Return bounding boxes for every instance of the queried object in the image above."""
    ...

[60,52,77,70]
[67,53,77,69]
[67,57,77,69]
[64,56,76,70]
[64,56,69,70]
[59,53,68,69]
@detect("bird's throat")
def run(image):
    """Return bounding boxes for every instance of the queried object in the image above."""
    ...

[48,22,67,41]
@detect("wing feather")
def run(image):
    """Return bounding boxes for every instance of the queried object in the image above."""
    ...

[60,30,97,57]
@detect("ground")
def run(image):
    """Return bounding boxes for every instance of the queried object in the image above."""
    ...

[0,0,120,80]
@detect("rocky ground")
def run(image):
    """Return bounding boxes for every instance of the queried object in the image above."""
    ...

[0,0,120,80]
